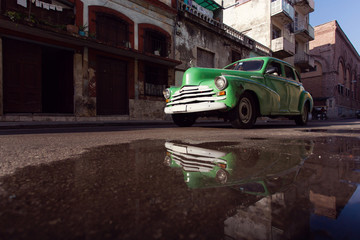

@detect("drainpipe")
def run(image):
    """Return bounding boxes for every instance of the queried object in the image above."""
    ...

[171,0,179,86]
[173,0,178,61]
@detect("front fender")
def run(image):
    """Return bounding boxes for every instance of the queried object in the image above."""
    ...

[224,75,280,115]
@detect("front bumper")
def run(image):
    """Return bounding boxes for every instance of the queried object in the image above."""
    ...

[164,102,227,114]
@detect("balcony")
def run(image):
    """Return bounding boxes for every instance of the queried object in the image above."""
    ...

[271,0,295,24]
[293,0,315,14]
[271,36,295,58]
[294,21,315,41]
[178,0,271,55]
[295,51,315,70]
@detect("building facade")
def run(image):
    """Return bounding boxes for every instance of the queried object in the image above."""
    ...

[301,21,360,118]
[0,0,179,121]
[219,0,315,73]
[0,0,270,121]
[174,0,270,86]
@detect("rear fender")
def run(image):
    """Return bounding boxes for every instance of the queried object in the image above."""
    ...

[298,91,313,113]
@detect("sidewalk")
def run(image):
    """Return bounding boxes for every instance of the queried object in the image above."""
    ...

[0,117,174,130]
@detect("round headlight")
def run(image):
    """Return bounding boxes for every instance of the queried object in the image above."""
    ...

[164,155,172,166]
[163,88,171,99]
[214,76,228,90]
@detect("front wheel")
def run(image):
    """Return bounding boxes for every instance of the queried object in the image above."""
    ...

[172,113,196,127]
[230,92,257,129]
[295,104,309,126]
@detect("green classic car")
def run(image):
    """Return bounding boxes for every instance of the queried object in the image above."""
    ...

[163,57,313,128]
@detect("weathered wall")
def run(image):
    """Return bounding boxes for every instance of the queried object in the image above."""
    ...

[174,15,250,85]
[222,0,271,48]
[129,99,167,120]
[77,0,176,120]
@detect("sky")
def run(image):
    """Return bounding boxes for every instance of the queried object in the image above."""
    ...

[309,0,360,55]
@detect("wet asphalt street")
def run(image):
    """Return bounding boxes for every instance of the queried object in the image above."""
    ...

[0,119,360,239]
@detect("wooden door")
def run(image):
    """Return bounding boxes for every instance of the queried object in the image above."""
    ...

[3,38,42,113]
[97,56,128,115]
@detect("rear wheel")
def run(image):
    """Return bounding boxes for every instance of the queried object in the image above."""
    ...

[295,103,309,126]
[172,113,196,127]
[231,92,257,129]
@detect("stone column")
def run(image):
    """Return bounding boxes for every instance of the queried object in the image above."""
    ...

[74,51,83,116]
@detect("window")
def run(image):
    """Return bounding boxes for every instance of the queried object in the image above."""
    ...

[96,13,129,47]
[294,12,299,31]
[144,30,167,57]
[266,61,283,76]
[338,84,344,95]
[197,48,214,68]
[272,25,281,40]
[224,61,264,71]
[284,65,296,80]
[144,64,168,97]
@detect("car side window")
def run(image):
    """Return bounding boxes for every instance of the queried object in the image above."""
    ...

[266,61,283,77]
[284,65,296,80]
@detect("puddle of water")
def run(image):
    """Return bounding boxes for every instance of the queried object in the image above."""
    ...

[301,129,360,134]
[0,138,359,240]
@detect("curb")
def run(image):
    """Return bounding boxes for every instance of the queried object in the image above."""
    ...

[0,120,175,130]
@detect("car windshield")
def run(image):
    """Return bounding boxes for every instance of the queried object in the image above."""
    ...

[225,60,264,71]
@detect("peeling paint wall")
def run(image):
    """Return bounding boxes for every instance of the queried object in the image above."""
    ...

[174,16,251,86]
[76,0,177,120]
[222,0,271,48]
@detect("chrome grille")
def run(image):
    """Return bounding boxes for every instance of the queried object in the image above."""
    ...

[169,151,227,173]
[167,85,225,106]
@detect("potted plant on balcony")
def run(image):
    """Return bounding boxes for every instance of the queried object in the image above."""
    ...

[154,47,161,56]
[78,25,87,36]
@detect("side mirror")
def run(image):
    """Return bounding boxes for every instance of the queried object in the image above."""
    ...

[265,67,278,75]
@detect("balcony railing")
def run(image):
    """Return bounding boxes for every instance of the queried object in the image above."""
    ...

[294,21,314,41]
[271,0,295,24]
[271,36,295,58]
[178,1,223,28]
[178,0,271,55]
[295,51,314,69]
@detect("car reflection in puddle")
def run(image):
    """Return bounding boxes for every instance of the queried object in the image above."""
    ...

[164,140,313,195]
[0,138,360,240]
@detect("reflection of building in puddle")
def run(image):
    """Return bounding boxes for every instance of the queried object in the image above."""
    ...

[310,190,337,219]
[304,137,360,219]
[223,137,360,240]
[165,138,360,240]
[224,185,312,240]
[224,193,294,240]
